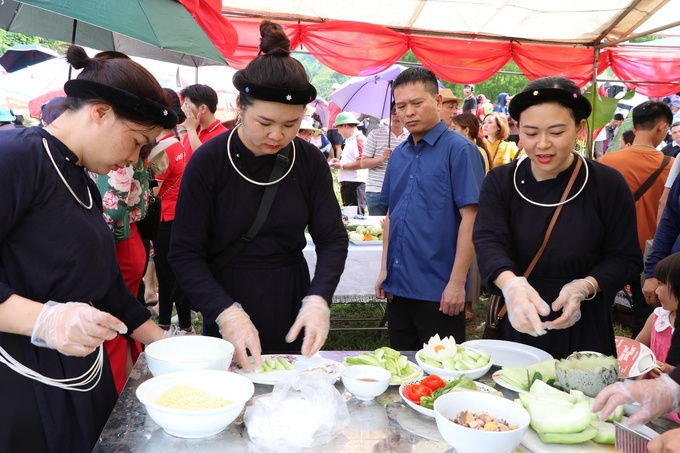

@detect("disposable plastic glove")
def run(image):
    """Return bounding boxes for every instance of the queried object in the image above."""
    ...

[216,303,262,372]
[286,295,331,357]
[545,279,588,330]
[502,277,551,337]
[31,301,127,357]
[593,373,680,426]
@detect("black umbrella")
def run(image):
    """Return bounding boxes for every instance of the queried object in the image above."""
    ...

[0,44,59,72]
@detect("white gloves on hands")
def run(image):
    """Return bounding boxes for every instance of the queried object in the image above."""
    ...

[502,277,551,337]
[286,295,330,357]
[546,279,589,330]
[31,301,127,357]
[593,373,680,426]
[216,303,262,373]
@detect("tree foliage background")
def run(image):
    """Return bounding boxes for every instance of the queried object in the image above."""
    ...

[0,30,64,55]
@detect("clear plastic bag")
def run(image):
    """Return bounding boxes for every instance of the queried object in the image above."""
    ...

[244,369,350,452]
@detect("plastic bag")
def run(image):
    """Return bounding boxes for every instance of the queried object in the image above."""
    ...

[244,369,350,452]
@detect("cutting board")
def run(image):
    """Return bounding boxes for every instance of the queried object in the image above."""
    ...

[521,428,620,453]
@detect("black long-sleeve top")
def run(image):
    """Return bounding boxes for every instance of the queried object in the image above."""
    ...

[169,129,348,326]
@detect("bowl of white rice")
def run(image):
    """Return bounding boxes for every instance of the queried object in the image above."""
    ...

[136,369,254,438]
[145,336,235,376]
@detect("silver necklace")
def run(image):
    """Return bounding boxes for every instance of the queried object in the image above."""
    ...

[227,125,295,186]
[42,138,93,209]
[513,152,589,208]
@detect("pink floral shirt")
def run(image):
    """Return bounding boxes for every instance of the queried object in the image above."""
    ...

[91,157,149,242]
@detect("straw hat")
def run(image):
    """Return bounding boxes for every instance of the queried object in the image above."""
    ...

[439,88,462,104]
[299,118,321,133]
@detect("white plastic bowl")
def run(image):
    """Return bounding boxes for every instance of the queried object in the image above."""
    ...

[136,369,254,438]
[341,365,391,401]
[434,392,530,453]
[145,336,234,376]
[415,347,493,380]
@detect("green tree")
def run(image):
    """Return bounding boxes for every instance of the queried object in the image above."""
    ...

[294,53,349,99]
[0,30,65,55]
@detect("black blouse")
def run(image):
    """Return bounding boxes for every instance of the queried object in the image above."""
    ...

[473,156,642,357]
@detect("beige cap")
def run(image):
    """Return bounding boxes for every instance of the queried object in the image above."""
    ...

[439,88,462,104]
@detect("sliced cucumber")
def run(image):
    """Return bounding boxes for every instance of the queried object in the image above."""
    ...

[530,401,592,434]
[590,421,616,444]
[537,425,598,444]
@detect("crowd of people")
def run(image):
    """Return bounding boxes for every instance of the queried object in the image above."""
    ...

[6,17,680,452]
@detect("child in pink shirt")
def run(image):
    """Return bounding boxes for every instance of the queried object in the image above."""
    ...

[636,252,679,422]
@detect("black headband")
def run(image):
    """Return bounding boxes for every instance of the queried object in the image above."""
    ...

[508,88,592,121]
[232,72,316,105]
[64,79,178,129]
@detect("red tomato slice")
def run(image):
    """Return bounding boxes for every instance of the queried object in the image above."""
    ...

[421,375,446,391]
[403,384,432,404]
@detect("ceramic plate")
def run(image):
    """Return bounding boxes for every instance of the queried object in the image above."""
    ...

[399,376,499,418]
[491,369,528,393]
[461,339,553,367]
[349,240,382,246]
[230,354,342,385]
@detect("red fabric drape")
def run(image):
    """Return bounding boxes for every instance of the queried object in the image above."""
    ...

[609,46,680,97]
[222,16,680,97]
[512,43,609,86]
[410,36,512,84]
[293,22,408,76]
[178,0,238,58]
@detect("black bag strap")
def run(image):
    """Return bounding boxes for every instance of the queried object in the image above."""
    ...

[208,144,292,275]
[634,155,670,201]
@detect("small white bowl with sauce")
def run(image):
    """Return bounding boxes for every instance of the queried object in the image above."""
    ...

[341,365,391,401]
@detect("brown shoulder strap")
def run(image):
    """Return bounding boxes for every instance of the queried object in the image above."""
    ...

[524,155,583,277]
[497,155,583,319]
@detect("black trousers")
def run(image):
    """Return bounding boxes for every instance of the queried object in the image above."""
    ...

[340,181,367,216]
[386,296,466,350]
[155,220,192,328]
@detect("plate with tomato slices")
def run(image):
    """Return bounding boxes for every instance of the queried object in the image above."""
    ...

[399,374,499,418]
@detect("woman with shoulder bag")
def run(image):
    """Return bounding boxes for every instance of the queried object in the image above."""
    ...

[472,77,642,359]
[169,21,348,372]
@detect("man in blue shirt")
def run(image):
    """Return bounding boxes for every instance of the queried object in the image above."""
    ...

[375,68,485,348]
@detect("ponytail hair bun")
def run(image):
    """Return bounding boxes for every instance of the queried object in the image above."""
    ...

[259,20,291,57]
[66,45,91,70]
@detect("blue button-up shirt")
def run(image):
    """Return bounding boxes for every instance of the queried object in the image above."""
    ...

[380,121,485,302]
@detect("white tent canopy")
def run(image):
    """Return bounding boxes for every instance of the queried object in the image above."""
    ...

[221,0,680,45]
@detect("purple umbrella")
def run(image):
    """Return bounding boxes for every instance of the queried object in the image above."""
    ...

[329,64,445,120]
[0,44,59,73]
[329,65,407,120]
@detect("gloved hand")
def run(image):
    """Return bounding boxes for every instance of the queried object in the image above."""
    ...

[545,279,589,330]
[593,373,680,426]
[31,301,127,357]
[286,295,330,357]
[216,303,262,372]
[501,277,551,337]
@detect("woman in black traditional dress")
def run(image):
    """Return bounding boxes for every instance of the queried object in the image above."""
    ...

[0,46,175,452]
[169,21,348,371]
[473,77,642,359]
